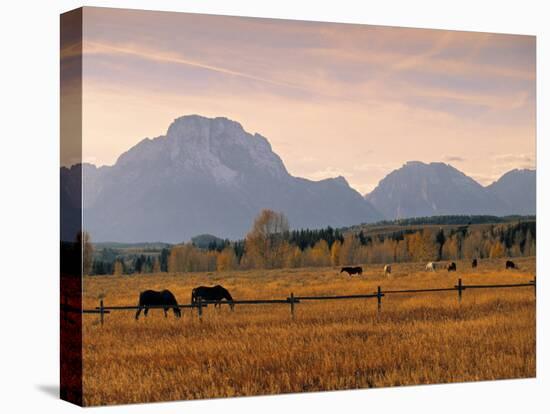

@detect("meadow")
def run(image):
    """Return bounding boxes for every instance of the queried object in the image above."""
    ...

[82,257,536,406]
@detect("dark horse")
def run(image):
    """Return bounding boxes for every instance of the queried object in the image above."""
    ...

[340,266,363,276]
[472,258,478,268]
[135,289,181,320]
[447,262,457,272]
[506,260,517,269]
[192,285,234,309]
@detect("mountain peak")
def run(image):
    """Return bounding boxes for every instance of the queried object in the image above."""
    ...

[112,115,289,182]
[404,160,426,167]
[166,114,245,137]
[366,160,507,219]
[73,115,383,242]
[489,168,535,185]
[486,168,535,215]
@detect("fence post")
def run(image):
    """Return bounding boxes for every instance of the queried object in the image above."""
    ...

[99,299,104,326]
[290,292,295,319]
[198,297,203,319]
[377,286,382,314]
[457,278,463,303]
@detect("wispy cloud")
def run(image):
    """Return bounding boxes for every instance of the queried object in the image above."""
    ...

[85,41,309,92]
[493,153,536,169]
[444,155,466,162]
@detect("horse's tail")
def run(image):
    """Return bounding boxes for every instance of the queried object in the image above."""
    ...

[191,289,196,304]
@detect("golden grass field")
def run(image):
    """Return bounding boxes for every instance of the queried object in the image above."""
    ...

[82,257,536,406]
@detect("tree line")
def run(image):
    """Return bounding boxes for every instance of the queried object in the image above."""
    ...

[84,209,535,275]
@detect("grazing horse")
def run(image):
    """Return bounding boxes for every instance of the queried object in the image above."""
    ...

[447,262,457,272]
[426,262,436,272]
[472,258,478,268]
[384,264,392,276]
[340,266,363,276]
[506,260,517,269]
[135,289,181,320]
[192,285,234,309]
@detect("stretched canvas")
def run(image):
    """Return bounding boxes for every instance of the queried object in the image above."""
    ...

[60,6,536,406]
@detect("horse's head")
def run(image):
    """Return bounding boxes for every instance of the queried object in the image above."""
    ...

[173,306,181,318]
[223,289,235,310]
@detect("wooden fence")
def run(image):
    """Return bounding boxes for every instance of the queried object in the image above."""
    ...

[73,277,535,326]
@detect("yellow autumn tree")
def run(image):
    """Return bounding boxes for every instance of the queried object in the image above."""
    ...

[113,260,123,276]
[310,240,330,267]
[245,209,289,269]
[285,246,303,268]
[405,230,438,262]
[489,241,505,258]
[340,233,361,265]
[330,240,342,266]
[524,230,535,256]
[217,246,237,271]
[394,239,408,262]
[406,232,422,261]
[168,244,215,272]
[152,257,161,273]
[462,230,482,260]
[442,236,459,260]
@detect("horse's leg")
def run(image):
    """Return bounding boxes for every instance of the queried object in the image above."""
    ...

[144,307,149,317]
[135,307,142,320]
[164,308,168,317]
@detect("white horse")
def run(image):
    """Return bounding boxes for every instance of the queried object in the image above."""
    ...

[426,262,436,272]
[384,264,392,276]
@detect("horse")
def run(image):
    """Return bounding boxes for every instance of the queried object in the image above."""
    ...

[506,260,517,269]
[447,262,457,272]
[135,289,181,320]
[426,262,436,272]
[384,264,392,276]
[340,266,363,276]
[472,258,478,268]
[192,285,234,309]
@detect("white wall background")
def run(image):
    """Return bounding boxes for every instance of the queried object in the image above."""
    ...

[0,0,548,412]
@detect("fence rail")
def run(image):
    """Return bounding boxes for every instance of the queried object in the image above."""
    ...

[294,293,382,301]
[73,277,535,326]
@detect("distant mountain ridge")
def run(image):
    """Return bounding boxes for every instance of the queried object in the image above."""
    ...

[63,115,382,242]
[487,169,536,216]
[61,115,535,243]
[365,161,535,220]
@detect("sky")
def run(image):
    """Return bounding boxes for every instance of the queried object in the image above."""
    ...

[66,7,535,194]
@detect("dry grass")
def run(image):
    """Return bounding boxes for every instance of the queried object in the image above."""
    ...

[82,257,536,406]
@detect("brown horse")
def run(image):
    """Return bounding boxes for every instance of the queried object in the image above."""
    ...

[340,266,363,276]
[191,285,235,309]
[135,289,181,320]
[506,260,517,269]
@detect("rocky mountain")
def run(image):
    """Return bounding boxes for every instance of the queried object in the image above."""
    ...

[365,161,526,220]
[486,169,536,215]
[70,115,382,242]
